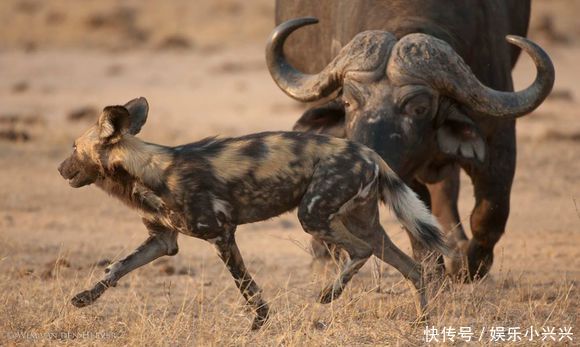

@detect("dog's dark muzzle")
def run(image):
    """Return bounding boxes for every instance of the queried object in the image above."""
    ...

[58,157,95,188]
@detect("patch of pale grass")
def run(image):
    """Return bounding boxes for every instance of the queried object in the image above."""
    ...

[0,249,577,346]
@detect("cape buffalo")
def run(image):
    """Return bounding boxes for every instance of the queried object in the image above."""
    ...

[267,1,555,280]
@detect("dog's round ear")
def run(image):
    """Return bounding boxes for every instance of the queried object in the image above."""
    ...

[124,97,149,135]
[98,106,131,143]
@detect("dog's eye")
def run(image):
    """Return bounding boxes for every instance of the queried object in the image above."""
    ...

[72,143,77,150]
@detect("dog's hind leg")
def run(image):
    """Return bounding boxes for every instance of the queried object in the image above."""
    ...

[317,219,372,304]
[71,223,178,308]
[298,163,377,304]
[371,224,427,320]
[211,227,269,330]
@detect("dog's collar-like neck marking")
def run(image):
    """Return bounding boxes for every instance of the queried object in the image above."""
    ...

[106,136,173,190]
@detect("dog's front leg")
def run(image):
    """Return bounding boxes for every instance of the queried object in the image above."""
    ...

[212,228,269,330]
[71,226,178,308]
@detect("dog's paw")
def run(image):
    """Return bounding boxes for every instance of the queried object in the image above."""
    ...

[71,290,98,307]
[250,304,269,331]
[318,286,342,304]
[251,316,267,331]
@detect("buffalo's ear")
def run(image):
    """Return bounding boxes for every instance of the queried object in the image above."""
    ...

[436,106,486,163]
[124,97,149,135]
[98,105,132,143]
[293,99,346,138]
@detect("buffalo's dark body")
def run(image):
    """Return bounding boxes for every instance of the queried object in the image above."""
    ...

[274,0,540,279]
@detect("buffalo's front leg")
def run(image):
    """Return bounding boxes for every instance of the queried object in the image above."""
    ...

[467,178,512,280]
[425,165,469,278]
[72,225,178,307]
[464,125,515,280]
[212,230,269,330]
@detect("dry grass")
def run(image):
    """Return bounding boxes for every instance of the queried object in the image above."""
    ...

[0,240,576,346]
[0,0,579,345]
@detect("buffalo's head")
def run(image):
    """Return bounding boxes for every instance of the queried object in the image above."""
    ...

[266,18,554,179]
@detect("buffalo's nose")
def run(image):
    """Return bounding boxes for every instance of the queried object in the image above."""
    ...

[57,162,64,176]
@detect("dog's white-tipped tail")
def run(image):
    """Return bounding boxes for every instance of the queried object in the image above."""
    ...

[375,158,451,257]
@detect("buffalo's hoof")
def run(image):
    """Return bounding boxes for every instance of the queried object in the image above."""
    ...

[466,240,494,280]
[71,290,98,307]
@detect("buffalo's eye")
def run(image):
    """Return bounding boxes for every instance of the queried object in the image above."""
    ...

[403,94,432,118]
[405,105,427,116]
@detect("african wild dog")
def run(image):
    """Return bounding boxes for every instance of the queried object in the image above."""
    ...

[58,97,449,329]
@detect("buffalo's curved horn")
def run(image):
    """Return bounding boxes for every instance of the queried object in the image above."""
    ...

[389,34,555,118]
[266,17,342,102]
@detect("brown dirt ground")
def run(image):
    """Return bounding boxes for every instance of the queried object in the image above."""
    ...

[0,1,578,346]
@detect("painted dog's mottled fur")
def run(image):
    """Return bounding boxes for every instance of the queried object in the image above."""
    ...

[58,97,448,329]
